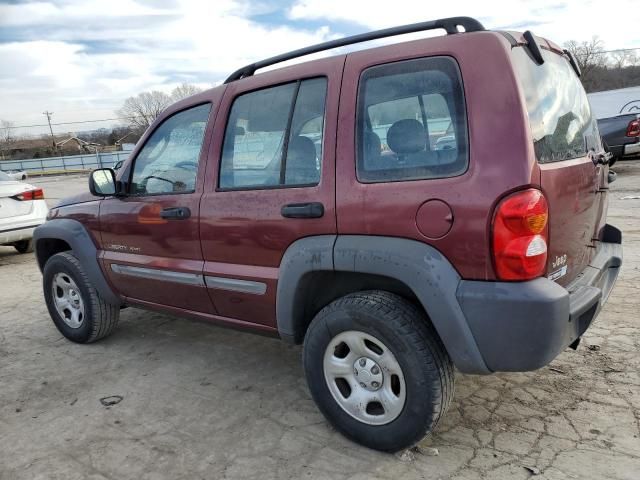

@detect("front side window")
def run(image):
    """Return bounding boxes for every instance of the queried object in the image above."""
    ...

[512,47,601,163]
[220,77,327,190]
[357,56,469,183]
[130,103,211,195]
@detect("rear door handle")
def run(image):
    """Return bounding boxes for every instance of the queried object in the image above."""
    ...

[160,207,191,220]
[281,202,324,219]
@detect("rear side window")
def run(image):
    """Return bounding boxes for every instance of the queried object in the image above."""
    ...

[220,77,327,190]
[357,56,468,183]
[512,47,601,163]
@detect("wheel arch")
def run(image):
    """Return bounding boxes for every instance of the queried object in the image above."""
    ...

[277,235,490,374]
[34,219,122,306]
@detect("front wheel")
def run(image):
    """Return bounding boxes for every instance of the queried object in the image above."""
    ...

[303,291,454,452]
[43,252,119,343]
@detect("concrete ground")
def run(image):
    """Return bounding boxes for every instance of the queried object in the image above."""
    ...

[1,164,639,480]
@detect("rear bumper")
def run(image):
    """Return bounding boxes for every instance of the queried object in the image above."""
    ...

[624,142,640,156]
[456,224,622,372]
[0,200,48,246]
[0,225,41,245]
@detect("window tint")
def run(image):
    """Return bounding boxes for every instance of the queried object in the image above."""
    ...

[357,57,468,183]
[130,103,211,195]
[512,47,601,163]
[220,77,327,189]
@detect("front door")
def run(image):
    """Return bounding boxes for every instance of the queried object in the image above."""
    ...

[199,56,344,327]
[100,102,215,313]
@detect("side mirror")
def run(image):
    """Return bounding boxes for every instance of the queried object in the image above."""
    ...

[89,168,117,196]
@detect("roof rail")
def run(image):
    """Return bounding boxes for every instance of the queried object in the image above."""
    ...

[224,16,485,83]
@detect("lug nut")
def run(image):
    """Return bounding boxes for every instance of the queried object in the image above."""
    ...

[371,381,380,388]
[359,358,366,367]
[354,368,358,376]
[371,366,380,375]
[360,382,366,388]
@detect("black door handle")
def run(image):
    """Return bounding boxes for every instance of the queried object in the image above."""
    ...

[281,202,324,219]
[160,207,191,220]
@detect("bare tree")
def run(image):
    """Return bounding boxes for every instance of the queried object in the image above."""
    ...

[609,50,639,69]
[117,91,172,132]
[0,120,15,160]
[565,37,609,91]
[1,119,15,144]
[171,83,203,101]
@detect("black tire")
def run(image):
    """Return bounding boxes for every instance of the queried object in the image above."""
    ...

[14,239,34,254]
[43,252,119,343]
[303,291,454,452]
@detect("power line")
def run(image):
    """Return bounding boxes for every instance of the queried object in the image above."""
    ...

[573,47,640,57]
[7,116,137,130]
[598,47,640,54]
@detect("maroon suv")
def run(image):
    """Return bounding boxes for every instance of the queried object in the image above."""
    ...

[34,17,622,452]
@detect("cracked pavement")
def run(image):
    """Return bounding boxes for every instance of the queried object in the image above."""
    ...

[1,163,639,479]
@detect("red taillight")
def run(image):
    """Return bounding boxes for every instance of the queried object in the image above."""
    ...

[12,188,44,201]
[492,189,548,281]
[626,119,640,137]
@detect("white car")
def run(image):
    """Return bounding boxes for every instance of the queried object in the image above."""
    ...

[5,170,28,181]
[0,171,48,253]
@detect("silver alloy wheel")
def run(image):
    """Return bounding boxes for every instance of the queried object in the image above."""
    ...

[51,272,85,329]
[323,330,406,425]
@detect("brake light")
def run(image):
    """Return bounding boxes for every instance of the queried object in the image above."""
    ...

[492,189,548,281]
[12,188,44,201]
[626,119,640,137]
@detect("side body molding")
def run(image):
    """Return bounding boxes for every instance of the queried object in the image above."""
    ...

[277,234,490,374]
[33,219,122,305]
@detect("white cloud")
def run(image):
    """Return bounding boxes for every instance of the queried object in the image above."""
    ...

[288,0,640,48]
[0,0,638,136]
[0,0,335,134]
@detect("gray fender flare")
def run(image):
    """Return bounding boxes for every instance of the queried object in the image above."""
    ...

[33,219,122,305]
[277,234,489,375]
[277,235,336,342]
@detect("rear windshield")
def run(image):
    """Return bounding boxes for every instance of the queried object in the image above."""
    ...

[512,47,601,163]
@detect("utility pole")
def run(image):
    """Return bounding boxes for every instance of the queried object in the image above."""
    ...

[43,111,57,153]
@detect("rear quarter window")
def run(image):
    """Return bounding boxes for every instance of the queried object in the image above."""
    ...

[512,47,601,163]
[356,56,469,183]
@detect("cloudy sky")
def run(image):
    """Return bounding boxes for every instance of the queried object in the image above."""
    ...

[1,0,639,136]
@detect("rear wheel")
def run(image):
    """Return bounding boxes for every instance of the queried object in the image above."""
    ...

[13,239,33,254]
[43,252,119,343]
[303,291,454,452]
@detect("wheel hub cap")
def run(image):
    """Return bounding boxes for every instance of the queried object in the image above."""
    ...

[51,272,85,329]
[323,330,406,426]
[354,357,383,391]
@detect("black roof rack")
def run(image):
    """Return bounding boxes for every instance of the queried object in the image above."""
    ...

[224,16,485,83]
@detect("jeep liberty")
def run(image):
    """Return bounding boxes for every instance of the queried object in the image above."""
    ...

[34,17,622,452]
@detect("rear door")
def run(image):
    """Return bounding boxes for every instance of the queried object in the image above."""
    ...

[512,46,607,286]
[199,56,343,328]
[100,102,216,313]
